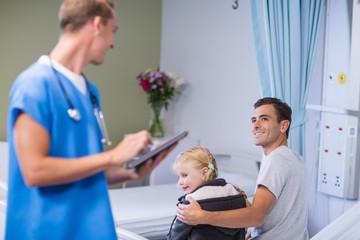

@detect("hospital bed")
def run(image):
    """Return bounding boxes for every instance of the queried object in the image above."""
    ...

[0,183,147,240]
[0,142,8,239]
[0,141,259,240]
[0,181,7,240]
[0,141,148,240]
[0,181,147,240]
[110,152,259,240]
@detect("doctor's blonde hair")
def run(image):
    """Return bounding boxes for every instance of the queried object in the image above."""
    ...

[172,147,218,183]
[59,0,115,32]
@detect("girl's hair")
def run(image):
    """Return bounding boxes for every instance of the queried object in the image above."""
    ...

[59,0,115,32]
[173,147,218,183]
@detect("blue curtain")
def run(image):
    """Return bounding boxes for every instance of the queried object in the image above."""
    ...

[249,0,324,155]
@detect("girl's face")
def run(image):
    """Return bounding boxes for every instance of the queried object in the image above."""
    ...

[176,161,205,194]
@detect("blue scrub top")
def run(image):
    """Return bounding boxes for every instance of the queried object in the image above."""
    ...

[6,61,117,239]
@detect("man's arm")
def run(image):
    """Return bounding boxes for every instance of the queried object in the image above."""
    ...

[176,185,276,228]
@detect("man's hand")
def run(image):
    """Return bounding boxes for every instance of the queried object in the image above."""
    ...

[245,230,252,240]
[176,196,204,225]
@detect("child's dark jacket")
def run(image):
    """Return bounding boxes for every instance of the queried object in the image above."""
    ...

[167,178,248,240]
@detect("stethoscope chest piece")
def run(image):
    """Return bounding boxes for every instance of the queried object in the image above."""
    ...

[68,108,81,121]
[49,57,110,145]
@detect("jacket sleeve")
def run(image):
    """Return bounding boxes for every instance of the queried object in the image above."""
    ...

[167,216,193,240]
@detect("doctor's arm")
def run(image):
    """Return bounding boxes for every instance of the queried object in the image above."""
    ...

[14,112,151,187]
[176,185,276,229]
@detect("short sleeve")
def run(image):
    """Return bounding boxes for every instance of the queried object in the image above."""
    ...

[257,151,290,199]
[8,64,52,131]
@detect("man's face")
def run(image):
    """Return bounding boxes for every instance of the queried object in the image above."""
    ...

[251,104,284,154]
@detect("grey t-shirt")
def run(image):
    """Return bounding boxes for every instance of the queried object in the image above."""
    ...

[250,146,309,240]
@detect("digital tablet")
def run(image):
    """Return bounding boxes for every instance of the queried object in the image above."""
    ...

[126,130,189,169]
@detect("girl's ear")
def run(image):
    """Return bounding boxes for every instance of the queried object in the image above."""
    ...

[201,167,208,179]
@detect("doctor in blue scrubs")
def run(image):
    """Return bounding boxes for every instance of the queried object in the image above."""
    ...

[5,0,175,239]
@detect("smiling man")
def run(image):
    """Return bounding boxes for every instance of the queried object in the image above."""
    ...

[176,97,309,240]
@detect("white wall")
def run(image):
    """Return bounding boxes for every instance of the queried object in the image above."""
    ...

[160,0,262,158]
[306,0,360,237]
[161,0,359,238]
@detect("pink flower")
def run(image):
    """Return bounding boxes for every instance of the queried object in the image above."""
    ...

[141,79,150,91]
[136,68,184,109]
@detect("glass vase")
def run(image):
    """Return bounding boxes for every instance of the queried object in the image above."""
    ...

[149,101,165,138]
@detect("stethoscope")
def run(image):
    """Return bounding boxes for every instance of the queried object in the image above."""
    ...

[49,60,112,146]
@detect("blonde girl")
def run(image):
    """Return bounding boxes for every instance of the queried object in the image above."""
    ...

[168,147,249,240]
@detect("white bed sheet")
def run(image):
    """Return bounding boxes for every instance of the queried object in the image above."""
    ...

[0,180,7,239]
[110,173,256,240]
[0,142,7,239]
[110,184,183,239]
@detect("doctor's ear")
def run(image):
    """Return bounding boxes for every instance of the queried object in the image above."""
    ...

[91,16,102,35]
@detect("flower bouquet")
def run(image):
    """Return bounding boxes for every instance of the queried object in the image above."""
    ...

[136,69,185,137]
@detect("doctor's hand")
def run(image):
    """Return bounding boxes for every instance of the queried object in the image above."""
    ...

[176,196,204,225]
[134,142,178,180]
[108,130,152,165]
[105,137,177,185]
